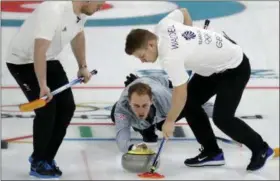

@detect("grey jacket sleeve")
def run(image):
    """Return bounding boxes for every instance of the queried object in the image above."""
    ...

[114,111,133,153]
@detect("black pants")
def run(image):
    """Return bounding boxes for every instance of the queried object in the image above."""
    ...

[182,54,265,153]
[6,61,76,162]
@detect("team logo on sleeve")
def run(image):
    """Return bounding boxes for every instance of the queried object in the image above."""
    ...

[182,31,196,40]
[116,113,127,121]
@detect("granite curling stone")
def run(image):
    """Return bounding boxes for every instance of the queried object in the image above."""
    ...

[121,148,160,173]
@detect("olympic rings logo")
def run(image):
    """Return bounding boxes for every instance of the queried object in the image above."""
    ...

[203,33,212,44]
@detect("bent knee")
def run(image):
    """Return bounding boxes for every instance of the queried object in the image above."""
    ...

[212,112,231,126]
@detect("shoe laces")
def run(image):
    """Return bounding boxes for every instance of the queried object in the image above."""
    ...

[38,161,53,170]
[199,147,204,152]
[196,147,208,158]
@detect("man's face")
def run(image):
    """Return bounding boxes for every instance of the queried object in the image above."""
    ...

[82,1,105,16]
[129,93,152,120]
[133,40,158,63]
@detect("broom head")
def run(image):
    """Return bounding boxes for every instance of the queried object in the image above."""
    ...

[138,172,165,179]
[138,165,164,179]
[19,99,46,112]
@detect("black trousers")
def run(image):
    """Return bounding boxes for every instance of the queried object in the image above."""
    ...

[182,54,265,153]
[6,61,76,162]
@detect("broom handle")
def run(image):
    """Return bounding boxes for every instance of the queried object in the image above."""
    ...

[150,138,166,173]
[150,19,211,172]
[204,19,210,29]
[41,69,98,99]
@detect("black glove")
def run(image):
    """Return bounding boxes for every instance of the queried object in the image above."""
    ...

[124,73,139,87]
[168,80,173,88]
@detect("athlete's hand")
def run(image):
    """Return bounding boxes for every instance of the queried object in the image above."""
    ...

[124,73,138,87]
[78,67,92,83]
[135,143,148,150]
[39,85,53,103]
[162,120,175,139]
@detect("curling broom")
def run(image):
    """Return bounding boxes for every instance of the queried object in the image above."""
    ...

[138,138,166,179]
[137,19,212,179]
[203,19,210,29]
[19,69,98,112]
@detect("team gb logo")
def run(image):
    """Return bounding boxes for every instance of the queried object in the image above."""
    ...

[182,31,196,40]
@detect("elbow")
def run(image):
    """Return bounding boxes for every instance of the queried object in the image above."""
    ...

[119,145,128,153]
[116,140,129,153]
[121,148,128,153]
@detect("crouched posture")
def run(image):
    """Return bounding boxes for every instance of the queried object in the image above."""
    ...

[110,74,213,152]
[124,8,273,171]
[5,1,104,179]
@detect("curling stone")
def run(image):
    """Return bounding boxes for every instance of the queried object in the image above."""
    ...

[121,148,160,173]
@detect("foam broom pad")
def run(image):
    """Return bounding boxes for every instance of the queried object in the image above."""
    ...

[138,172,165,179]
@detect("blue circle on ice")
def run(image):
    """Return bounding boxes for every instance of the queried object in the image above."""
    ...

[85,1,246,27]
[1,1,245,27]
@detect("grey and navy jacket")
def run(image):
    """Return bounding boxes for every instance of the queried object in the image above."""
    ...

[113,76,172,152]
[113,75,214,152]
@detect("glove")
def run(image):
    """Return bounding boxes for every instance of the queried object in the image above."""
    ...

[128,143,155,155]
[124,73,139,87]
[128,142,148,151]
[135,142,148,150]
[168,80,173,88]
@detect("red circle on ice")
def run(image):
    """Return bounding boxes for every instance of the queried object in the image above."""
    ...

[1,1,113,13]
